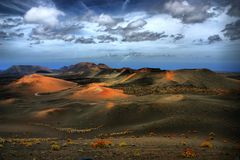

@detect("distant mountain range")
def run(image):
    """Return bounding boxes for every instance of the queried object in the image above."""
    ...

[0,62,163,76]
[1,62,239,94]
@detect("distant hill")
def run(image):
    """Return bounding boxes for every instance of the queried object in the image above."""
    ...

[60,62,111,76]
[1,65,52,75]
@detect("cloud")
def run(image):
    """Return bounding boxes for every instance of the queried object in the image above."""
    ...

[193,34,222,45]
[105,18,147,35]
[164,0,212,23]
[90,14,123,27]
[171,33,184,41]
[208,34,222,44]
[29,22,82,41]
[126,19,147,29]
[227,0,240,17]
[24,6,65,27]
[30,26,53,40]
[62,35,75,42]
[30,40,43,45]
[97,35,118,43]
[94,14,116,26]
[164,1,195,16]
[122,31,167,42]
[75,37,96,44]
[105,26,125,35]
[192,38,205,45]
[0,31,24,39]
[222,20,240,40]
[0,16,23,29]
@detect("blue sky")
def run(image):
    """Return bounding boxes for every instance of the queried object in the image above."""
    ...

[0,0,240,71]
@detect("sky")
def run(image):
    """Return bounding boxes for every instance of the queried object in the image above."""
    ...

[0,0,240,71]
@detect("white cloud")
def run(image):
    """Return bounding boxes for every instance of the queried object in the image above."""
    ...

[93,14,116,26]
[144,14,182,35]
[126,19,147,29]
[165,1,195,16]
[24,6,65,27]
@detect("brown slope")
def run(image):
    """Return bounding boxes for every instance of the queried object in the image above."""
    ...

[159,69,240,90]
[115,69,240,90]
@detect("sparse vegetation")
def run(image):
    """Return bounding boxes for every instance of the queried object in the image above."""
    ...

[148,132,157,136]
[32,123,103,134]
[119,141,128,147]
[113,84,226,96]
[91,139,112,148]
[133,149,141,157]
[0,138,57,148]
[51,144,61,151]
[200,140,213,148]
[181,141,187,146]
[0,137,5,144]
[98,130,132,138]
[182,148,196,158]
[66,138,76,145]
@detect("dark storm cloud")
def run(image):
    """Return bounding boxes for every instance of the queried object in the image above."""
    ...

[75,37,96,44]
[208,34,222,44]
[222,20,240,41]
[122,31,168,42]
[97,35,118,43]
[225,0,240,17]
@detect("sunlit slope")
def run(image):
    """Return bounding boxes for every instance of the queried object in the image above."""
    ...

[8,74,76,94]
